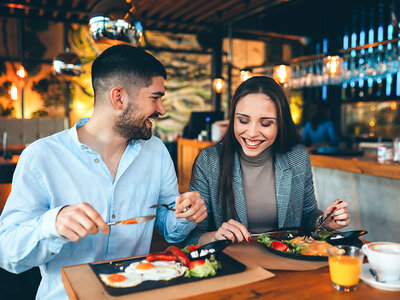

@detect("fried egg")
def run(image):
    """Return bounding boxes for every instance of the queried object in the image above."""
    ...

[125,260,187,281]
[99,272,143,288]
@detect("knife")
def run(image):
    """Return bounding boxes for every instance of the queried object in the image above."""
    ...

[250,230,299,238]
[107,214,156,226]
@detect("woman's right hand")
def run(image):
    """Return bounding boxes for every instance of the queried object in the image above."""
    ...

[214,219,251,243]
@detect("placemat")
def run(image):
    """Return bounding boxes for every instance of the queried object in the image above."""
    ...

[224,240,328,271]
[61,254,275,299]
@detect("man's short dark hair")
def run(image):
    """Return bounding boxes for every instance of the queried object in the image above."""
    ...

[91,45,166,100]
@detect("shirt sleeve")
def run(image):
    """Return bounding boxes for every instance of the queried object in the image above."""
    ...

[155,144,196,244]
[0,150,69,274]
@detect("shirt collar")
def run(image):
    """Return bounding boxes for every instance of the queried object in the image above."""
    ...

[69,118,90,152]
[68,118,142,154]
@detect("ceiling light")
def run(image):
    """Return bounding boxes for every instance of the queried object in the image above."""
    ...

[89,0,142,45]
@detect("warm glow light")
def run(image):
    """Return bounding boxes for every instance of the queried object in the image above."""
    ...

[391,102,397,110]
[213,78,224,94]
[369,120,375,127]
[323,56,343,81]
[371,105,376,111]
[273,64,291,85]
[9,85,18,100]
[305,73,313,86]
[16,65,26,79]
[240,69,252,82]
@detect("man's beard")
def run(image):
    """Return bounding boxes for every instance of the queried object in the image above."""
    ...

[114,102,157,140]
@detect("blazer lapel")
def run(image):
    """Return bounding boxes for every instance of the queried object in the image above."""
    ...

[274,152,292,228]
[232,152,248,227]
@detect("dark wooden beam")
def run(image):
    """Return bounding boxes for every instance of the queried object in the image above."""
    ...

[189,0,241,23]
[0,1,88,16]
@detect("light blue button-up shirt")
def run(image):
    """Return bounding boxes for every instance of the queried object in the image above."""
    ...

[0,118,196,299]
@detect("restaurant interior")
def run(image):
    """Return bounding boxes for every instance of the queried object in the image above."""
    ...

[1,0,400,299]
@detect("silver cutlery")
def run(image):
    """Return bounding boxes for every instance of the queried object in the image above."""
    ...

[311,200,343,239]
[149,203,175,211]
[149,204,190,212]
[107,214,156,226]
[369,268,385,283]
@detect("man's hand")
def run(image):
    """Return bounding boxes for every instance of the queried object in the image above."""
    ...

[56,203,110,242]
[175,191,207,223]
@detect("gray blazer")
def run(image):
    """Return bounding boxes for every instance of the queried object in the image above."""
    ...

[184,143,322,245]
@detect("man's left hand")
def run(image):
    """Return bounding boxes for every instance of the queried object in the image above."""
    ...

[175,191,207,223]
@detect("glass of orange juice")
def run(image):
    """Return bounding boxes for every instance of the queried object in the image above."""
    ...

[327,245,364,292]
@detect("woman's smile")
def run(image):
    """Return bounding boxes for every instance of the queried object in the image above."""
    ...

[242,138,265,149]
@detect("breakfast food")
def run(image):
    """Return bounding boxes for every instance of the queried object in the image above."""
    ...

[99,272,144,288]
[126,260,187,280]
[185,258,221,278]
[289,236,331,256]
[99,260,187,288]
[98,245,221,288]
[258,229,335,256]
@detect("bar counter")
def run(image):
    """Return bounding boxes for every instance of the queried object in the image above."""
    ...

[177,138,399,186]
[310,153,400,180]
[177,138,400,243]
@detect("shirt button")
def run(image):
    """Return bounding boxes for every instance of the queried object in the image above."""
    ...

[112,214,116,219]
[94,158,100,163]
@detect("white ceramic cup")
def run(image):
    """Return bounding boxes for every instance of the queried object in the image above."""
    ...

[362,242,400,282]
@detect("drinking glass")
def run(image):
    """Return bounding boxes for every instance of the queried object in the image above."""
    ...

[327,245,364,292]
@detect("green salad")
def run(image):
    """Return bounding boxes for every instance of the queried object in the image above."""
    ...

[257,228,336,255]
[184,255,221,278]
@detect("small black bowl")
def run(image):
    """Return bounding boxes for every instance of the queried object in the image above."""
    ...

[326,230,368,246]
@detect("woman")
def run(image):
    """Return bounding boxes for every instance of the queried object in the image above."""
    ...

[185,76,350,245]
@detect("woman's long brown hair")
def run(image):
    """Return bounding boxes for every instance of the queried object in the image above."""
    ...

[218,76,302,221]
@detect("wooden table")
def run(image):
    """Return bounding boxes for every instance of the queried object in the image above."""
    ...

[191,267,399,300]
[62,262,399,299]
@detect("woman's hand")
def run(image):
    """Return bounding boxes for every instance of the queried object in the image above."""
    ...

[323,199,350,229]
[214,219,251,243]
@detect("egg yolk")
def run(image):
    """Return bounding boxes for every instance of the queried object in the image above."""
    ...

[107,274,127,283]
[135,262,155,270]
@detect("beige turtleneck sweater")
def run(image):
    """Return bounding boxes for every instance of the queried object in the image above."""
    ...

[240,147,277,233]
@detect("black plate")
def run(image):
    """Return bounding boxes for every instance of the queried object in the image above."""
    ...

[89,252,246,296]
[325,230,367,245]
[257,227,364,261]
[189,239,232,259]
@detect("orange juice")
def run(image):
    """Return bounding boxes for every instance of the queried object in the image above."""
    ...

[329,255,362,286]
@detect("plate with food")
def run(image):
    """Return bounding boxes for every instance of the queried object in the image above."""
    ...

[90,245,246,296]
[256,228,367,261]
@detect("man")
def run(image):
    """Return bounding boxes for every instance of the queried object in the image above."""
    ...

[0,45,207,299]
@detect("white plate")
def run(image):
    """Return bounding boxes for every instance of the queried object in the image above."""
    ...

[360,263,400,291]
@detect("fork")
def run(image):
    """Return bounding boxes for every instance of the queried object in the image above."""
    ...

[311,200,343,239]
[149,203,175,211]
[149,203,190,212]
